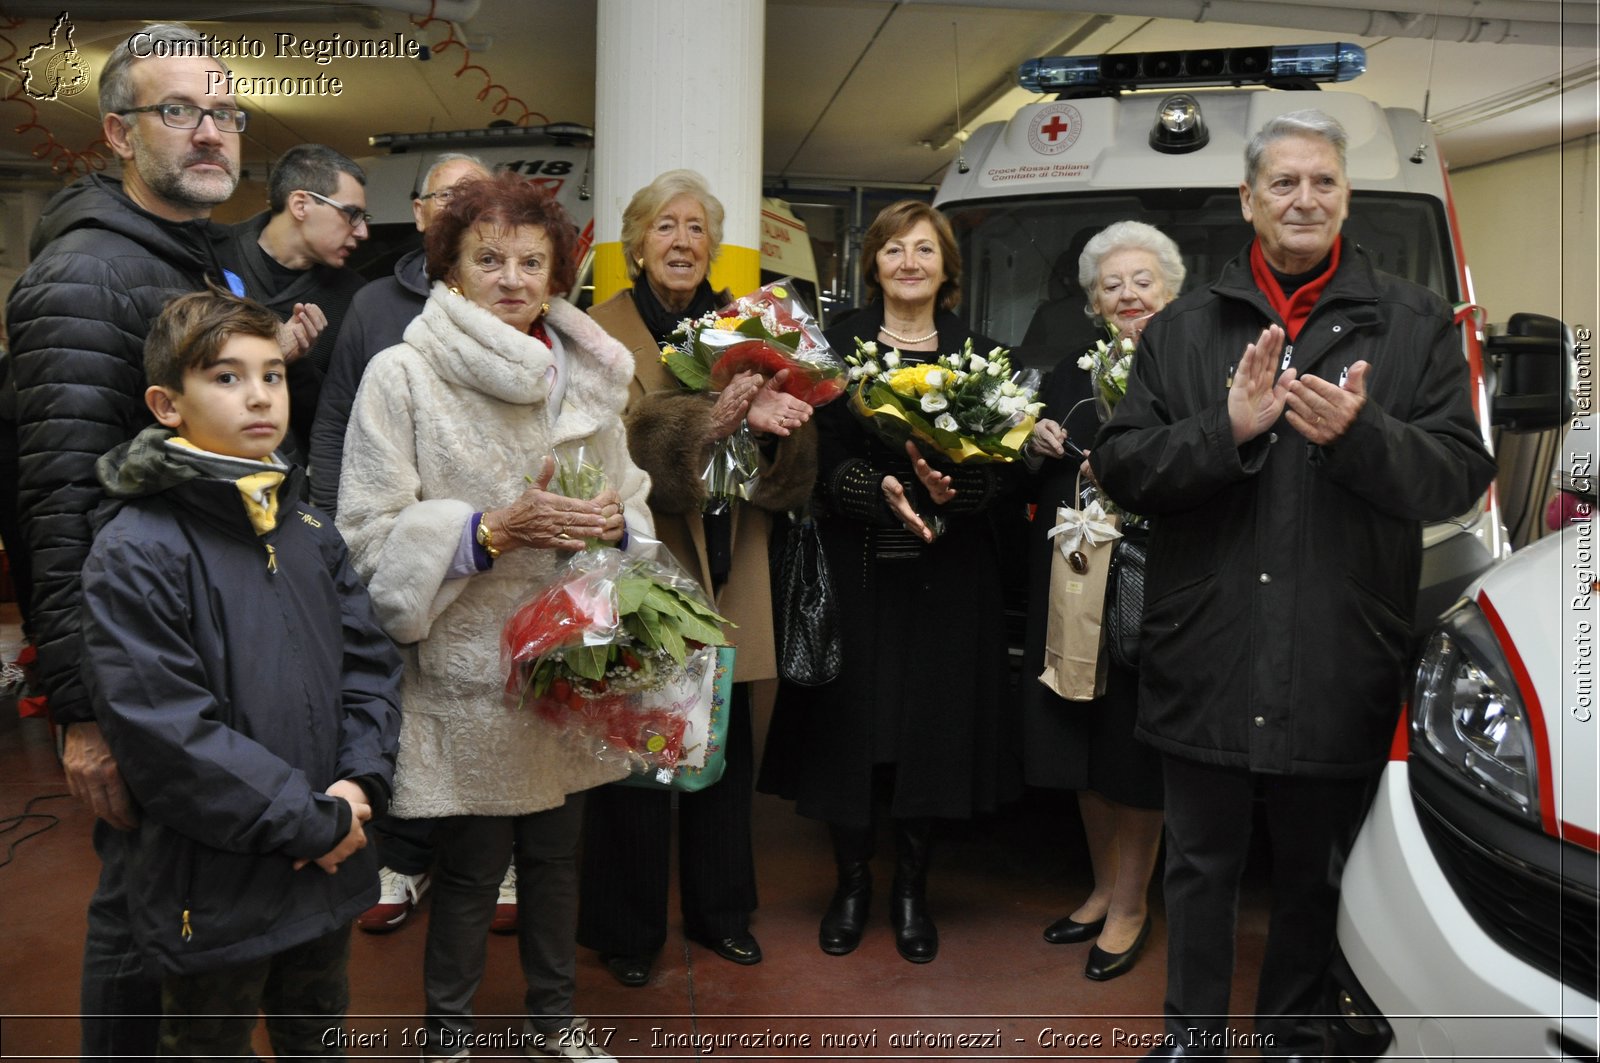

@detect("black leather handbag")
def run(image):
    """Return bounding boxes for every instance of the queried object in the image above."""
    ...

[1105,526,1148,671]
[776,516,843,686]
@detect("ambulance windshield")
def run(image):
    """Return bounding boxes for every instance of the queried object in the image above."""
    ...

[946,189,1455,368]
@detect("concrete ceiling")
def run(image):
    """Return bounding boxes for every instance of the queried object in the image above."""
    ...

[0,0,1593,193]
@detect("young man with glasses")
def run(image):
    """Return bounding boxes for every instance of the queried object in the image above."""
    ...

[216,143,372,456]
[2,23,310,1062]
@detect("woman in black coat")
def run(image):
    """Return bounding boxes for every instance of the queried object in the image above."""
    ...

[758,200,1021,965]
[1020,220,1185,981]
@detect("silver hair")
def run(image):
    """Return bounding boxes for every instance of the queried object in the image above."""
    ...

[1077,220,1187,321]
[1244,109,1349,188]
[99,23,227,118]
[620,169,724,280]
[420,152,488,194]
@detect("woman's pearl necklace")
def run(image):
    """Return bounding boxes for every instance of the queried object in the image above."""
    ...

[878,323,939,345]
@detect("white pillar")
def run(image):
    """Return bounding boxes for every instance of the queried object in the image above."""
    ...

[592,0,764,302]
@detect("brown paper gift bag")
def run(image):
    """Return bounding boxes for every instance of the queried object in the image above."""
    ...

[1037,494,1123,702]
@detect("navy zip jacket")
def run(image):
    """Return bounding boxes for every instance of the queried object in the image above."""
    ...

[80,431,402,973]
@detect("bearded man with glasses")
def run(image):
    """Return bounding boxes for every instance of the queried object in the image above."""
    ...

[215,143,373,456]
[2,22,316,1062]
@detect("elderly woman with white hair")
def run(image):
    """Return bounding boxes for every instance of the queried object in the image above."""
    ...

[580,170,817,988]
[1020,218,1186,982]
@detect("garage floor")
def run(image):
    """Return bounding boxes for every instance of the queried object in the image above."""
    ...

[0,602,1275,1060]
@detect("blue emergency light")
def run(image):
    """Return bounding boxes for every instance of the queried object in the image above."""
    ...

[1018,43,1366,93]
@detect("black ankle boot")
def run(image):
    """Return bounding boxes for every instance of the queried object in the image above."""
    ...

[819,823,873,955]
[890,818,937,963]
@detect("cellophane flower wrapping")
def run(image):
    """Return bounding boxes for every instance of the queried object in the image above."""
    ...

[1075,326,1136,423]
[500,446,734,775]
[659,278,847,513]
[844,337,1043,464]
[1073,331,1142,524]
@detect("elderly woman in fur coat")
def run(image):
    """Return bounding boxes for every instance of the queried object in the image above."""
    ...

[338,172,651,1062]
[577,170,817,988]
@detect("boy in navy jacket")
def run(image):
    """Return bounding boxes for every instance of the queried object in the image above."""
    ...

[80,290,402,1058]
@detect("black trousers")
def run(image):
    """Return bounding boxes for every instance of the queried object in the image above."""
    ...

[1160,754,1378,1056]
[576,683,757,955]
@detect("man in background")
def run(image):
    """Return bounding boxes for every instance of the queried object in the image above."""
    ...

[217,142,370,453]
[309,152,500,934]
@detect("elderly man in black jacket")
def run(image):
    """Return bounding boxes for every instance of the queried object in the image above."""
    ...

[2,24,306,1061]
[1091,110,1497,1059]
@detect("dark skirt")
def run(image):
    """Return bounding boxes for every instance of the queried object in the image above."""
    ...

[1016,354,1162,810]
[758,514,1021,829]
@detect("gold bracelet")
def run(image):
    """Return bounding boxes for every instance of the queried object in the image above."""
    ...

[475,517,501,560]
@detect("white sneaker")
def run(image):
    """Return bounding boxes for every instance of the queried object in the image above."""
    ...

[522,1017,618,1061]
[357,867,431,932]
[490,862,518,934]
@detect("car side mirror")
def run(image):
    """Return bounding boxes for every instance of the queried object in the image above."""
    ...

[1486,312,1575,432]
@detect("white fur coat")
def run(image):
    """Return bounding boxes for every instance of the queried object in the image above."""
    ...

[339,286,654,817]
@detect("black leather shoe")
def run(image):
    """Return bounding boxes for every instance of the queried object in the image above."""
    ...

[890,894,938,963]
[1084,917,1151,981]
[690,931,763,966]
[1043,913,1106,944]
[599,952,653,987]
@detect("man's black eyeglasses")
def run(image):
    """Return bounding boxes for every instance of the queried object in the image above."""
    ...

[415,188,458,203]
[114,103,248,133]
[300,189,373,228]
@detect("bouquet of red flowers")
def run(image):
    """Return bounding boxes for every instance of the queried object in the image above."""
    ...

[499,445,733,774]
[659,279,845,512]
[659,278,846,406]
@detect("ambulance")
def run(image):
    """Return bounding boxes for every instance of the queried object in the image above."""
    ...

[933,41,1571,628]
[931,43,1592,1057]
[354,122,820,312]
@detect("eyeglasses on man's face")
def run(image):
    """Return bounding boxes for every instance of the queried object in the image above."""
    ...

[416,187,458,203]
[114,103,248,133]
[299,189,373,228]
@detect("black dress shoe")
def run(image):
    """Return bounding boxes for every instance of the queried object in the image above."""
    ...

[599,953,653,987]
[1043,913,1106,944]
[689,931,763,966]
[1084,917,1151,981]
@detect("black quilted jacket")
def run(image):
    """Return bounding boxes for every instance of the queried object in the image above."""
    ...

[5,174,229,725]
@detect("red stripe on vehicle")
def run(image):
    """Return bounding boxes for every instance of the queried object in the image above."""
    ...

[1477,590,1559,840]
[1562,821,1600,854]
[1389,707,1409,762]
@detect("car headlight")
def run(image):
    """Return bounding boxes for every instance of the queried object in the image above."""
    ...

[1410,603,1540,822]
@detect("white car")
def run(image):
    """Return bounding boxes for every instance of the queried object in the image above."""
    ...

[1332,421,1598,1061]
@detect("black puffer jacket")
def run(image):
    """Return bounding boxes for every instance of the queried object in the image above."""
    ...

[1091,240,1497,776]
[306,246,428,514]
[80,429,402,974]
[5,175,229,725]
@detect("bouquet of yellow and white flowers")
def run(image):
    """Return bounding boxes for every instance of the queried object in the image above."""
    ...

[846,337,1042,463]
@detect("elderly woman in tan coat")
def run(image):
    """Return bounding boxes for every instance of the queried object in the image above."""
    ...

[579,169,817,987]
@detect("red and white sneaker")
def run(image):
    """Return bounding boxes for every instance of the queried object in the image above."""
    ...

[490,863,518,935]
[356,867,430,932]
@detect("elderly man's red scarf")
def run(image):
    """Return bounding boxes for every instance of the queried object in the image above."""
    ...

[1249,237,1342,341]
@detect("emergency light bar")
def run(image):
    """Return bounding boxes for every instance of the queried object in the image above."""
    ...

[1018,43,1366,93]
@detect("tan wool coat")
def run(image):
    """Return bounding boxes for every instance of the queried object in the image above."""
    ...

[590,290,818,683]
